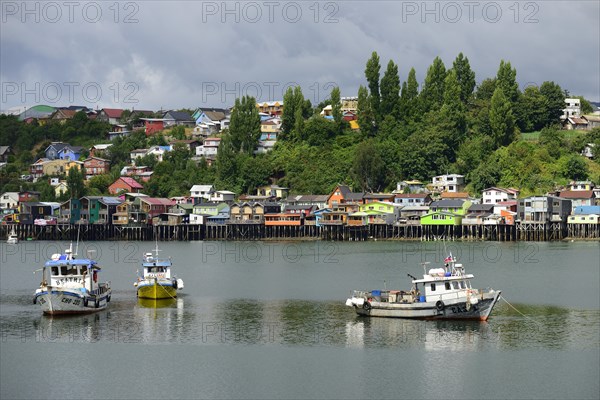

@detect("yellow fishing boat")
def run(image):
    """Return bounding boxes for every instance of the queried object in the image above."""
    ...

[134,244,183,300]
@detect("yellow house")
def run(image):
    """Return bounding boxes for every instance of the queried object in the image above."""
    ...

[257,101,284,116]
[54,181,69,197]
[31,159,83,179]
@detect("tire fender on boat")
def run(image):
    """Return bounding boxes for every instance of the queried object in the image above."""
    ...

[94,298,99,308]
[84,297,88,307]
[33,296,37,304]
[363,301,372,311]
[436,300,445,311]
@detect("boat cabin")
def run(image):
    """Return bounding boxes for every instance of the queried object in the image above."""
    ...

[45,255,100,292]
[413,262,474,303]
[142,252,172,279]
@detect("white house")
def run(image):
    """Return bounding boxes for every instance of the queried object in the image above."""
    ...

[582,143,596,159]
[210,190,235,203]
[562,98,581,120]
[196,138,221,160]
[431,174,465,193]
[482,187,519,204]
[190,185,214,202]
[0,192,19,209]
[130,149,148,164]
[146,145,172,162]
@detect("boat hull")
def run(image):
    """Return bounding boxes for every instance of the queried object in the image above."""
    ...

[137,280,177,299]
[34,288,111,315]
[349,291,501,321]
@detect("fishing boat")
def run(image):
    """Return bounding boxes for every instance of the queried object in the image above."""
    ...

[345,254,501,320]
[134,244,184,299]
[33,244,111,315]
[6,226,18,244]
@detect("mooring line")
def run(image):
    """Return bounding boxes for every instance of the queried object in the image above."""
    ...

[499,295,543,326]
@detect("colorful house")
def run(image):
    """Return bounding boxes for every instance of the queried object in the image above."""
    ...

[517,196,572,222]
[83,157,110,180]
[394,193,432,206]
[421,199,471,225]
[138,198,176,223]
[568,206,600,224]
[327,184,364,209]
[559,190,596,213]
[108,177,144,195]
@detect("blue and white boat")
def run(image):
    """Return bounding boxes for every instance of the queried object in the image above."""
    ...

[346,254,501,320]
[33,244,111,315]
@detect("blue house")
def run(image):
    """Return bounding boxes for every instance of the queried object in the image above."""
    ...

[45,142,68,160]
[58,145,83,161]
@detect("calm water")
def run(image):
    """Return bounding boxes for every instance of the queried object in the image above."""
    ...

[1,240,599,399]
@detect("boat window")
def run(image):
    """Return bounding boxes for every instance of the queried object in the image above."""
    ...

[452,282,459,290]
[460,281,466,289]
[51,267,59,275]
[430,283,436,291]
[445,282,451,290]
[60,266,68,275]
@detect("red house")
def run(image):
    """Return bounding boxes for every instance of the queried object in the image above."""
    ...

[83,157,110,180]
[19,191,41,203]
[142,118,165,136]
[108,177,143,195]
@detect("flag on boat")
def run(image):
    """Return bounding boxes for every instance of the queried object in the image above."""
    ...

[444,254,453,262]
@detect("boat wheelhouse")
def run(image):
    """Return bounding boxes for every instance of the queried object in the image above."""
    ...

[134,244,183,300]
[33,245,111,314]
[346,255,501,320]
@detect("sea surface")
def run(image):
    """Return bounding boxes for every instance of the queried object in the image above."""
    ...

[1,240,599,399]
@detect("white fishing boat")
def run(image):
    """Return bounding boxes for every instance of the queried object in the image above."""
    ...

[6,226,18,244]
[134,243,184,300]
[346,254,501,320]
[33,244,111,315]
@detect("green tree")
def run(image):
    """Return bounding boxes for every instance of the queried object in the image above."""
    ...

[420,56,447,113]
[330,86,344,129]
[365,51,381,122]
[229,96,261,154]
[475,78,496,101]
[489,87,516,148]
[518,86,548,132]
[399,68,419,123]
[539,81,565,126]
[496,60,519,103]
[66,167,86,199]
[380,60,400,119]
[439,70,467,156]
[170,125,186,140]
[357,85,375,136]
[452,52,476,103]
[351,140,384,192]
[575,96,594,114]
[561,155,588,180]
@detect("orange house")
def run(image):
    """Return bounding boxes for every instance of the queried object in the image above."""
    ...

[264,213,303,226]
[327,184,363,209]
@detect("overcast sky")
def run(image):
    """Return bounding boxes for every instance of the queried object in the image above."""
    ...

[1,1,599,112]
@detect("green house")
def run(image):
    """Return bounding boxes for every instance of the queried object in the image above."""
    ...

[359,201,396,214]
[421,199,471,226]
[193,202,229,217]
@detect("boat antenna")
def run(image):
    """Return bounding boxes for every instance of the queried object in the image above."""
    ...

[74,220,82,257]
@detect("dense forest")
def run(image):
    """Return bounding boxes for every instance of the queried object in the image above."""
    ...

[1,52,599,201]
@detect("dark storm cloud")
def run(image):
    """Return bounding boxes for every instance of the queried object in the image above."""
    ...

[1,0,598,111]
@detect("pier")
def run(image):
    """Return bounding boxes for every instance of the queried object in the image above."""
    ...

[1,221,598,242]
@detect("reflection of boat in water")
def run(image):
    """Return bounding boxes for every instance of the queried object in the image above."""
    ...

[134,243,184,299]
[137,297,177,308]
[6,226,18,244]
[33,243,111,315]
[346,254,501,320]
